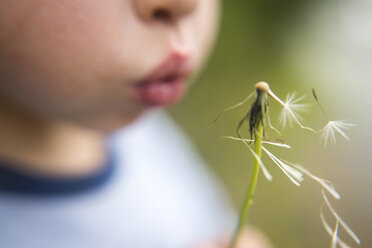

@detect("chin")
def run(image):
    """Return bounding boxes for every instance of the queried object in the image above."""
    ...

[75,110,145,134]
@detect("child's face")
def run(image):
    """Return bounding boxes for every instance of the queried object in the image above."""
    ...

[0,0,218,131]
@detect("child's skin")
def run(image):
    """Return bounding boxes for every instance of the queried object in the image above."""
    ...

[0,1,270,247]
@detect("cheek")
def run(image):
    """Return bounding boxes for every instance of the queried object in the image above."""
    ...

[0,1,140,113]
[188,0,220,71]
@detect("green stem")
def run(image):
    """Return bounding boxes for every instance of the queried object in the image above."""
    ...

[230,122,263,248]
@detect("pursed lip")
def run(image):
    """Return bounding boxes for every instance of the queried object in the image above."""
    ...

[143,52,191,83]
[131,52,192,106]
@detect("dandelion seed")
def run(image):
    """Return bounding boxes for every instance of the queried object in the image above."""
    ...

[322,190,361,245]
[245,145,273,181]
[223,136,303,184]
[321,120,355,145]
[210,91,255,128]
[312,88,330,122]
[312,89,355,145]
[267,88,317,133]
[279,93,309,128]
[332,221,340,248]
[320,203,352,248]
[222,136,292,149]
[261,140,291,149]
[267,110,285,141]
[285,161,340,199]
[223,136,273,181]
[262,147,303,186]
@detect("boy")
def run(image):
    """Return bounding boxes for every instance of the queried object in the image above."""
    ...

[0,1,270,247]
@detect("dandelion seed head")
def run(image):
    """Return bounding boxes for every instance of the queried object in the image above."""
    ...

[321,120,355,145]
[255,81,270,92]
[279,93,309,128]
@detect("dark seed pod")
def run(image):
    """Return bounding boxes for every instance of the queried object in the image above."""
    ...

[249,87,268,139]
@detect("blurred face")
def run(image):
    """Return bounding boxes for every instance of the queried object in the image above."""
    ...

[0,0,219,131]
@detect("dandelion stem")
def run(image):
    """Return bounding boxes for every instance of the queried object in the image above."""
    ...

[230,122,263,248]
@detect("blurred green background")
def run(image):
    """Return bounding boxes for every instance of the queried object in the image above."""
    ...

[170,0,372,247]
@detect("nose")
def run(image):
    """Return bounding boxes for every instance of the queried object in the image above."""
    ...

[134,0,198,22]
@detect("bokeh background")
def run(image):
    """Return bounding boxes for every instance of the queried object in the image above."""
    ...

[170,0,372,247]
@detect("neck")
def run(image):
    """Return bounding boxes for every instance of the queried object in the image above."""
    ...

[0,101,106,176]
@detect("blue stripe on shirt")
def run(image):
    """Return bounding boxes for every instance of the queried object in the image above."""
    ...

[0,146,116,196]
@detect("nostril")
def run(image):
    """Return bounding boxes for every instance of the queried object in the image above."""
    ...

[152,8,172,22]
[135,0,198,22]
